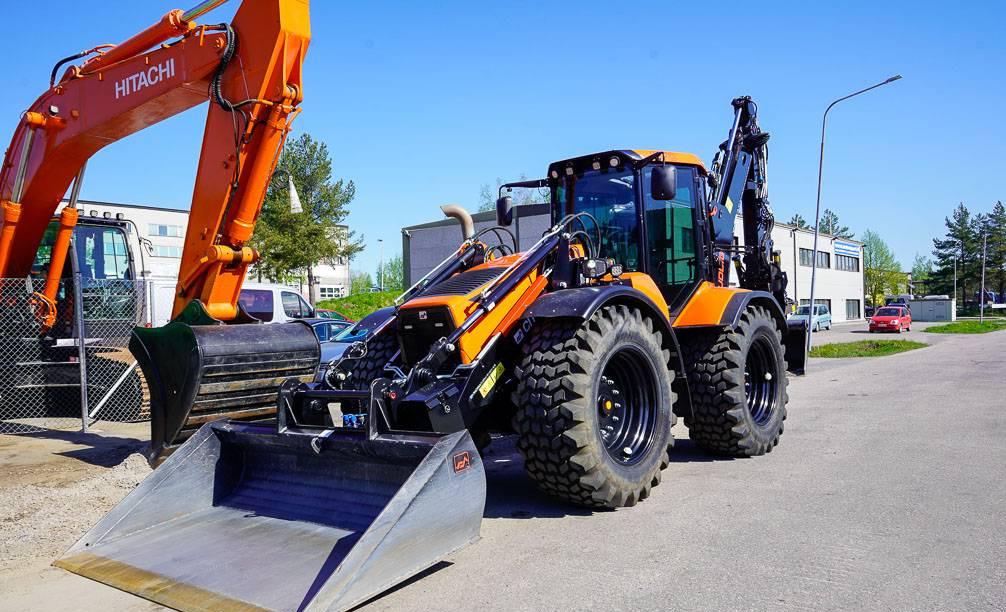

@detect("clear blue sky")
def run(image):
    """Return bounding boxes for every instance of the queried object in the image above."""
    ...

[2,1,1003,275]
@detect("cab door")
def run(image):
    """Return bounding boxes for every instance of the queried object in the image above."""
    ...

[641,165,702,312]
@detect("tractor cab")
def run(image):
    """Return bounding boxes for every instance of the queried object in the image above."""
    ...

[545,150,709,311]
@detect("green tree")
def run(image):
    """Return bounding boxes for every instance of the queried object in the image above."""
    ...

[250,133,363,301]
[478,174,547,213]
[787,213,809,229]
[862,229,904,307]
[931,202,979,302]
[376,254,404,293]
[988,201,1006,296]
[910,253,932,295]
[819,209,853,238]
[350,270,373,294]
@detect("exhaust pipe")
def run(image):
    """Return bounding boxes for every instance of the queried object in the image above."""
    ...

[440,204,474,240]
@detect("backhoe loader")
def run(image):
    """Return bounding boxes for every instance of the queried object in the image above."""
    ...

[53,84,806,611]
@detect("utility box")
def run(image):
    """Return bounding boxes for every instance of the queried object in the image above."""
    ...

[908,298,955,322]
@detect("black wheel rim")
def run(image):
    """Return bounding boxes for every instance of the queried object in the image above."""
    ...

[744,334,780,426]
[596,346,658,466]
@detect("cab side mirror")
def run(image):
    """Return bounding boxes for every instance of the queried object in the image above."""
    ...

[496,195,513,226]
[650,165,676,201]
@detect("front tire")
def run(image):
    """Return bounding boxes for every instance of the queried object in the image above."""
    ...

[683,305,787,456]
[512,305,675,508]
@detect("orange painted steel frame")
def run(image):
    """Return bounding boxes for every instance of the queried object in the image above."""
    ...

[0,0,310,322]
[673,281,749,327]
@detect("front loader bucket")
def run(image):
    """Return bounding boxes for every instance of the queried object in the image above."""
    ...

[130,301,320,463]
[55,422,486,612]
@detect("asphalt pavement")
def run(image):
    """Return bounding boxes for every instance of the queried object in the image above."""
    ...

[4,326,1004,611]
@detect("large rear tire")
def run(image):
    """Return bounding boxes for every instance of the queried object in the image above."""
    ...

[512,305,675,508]
[683,305,787,456]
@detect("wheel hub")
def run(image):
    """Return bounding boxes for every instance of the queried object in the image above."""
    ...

[743,334,780,427]
[595,349,657,466]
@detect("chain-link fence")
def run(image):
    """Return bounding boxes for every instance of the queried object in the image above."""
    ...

[79,278,148,428]
[0,276,148,434]
[0,277,85,433]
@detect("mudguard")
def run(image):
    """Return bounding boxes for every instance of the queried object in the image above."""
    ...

[719,290,805,375]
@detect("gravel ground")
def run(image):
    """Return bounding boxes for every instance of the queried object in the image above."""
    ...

[0,425,151,583]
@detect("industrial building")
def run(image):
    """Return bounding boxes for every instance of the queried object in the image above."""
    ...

[402,205,866,323]
[54,199,351,302]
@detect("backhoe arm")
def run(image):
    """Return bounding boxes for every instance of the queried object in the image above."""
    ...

[706,96,787,306]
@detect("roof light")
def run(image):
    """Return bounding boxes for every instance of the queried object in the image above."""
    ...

[103,211,112,219]
[609,156,620,168]
[89,210,98,217]
[550,170,559,179]
[115,212,124,220]
[565,166,574,176]
[592,160,601,171]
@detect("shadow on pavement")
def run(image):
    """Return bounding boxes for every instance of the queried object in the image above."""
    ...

[667,437,736,463]
[348,562,453,611]
[22,427,146,468]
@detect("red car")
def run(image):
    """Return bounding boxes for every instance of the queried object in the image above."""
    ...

[869,306,911,333]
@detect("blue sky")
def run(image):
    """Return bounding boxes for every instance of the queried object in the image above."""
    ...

[2,1,1003,275]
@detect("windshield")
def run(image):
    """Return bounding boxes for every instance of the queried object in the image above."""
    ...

[875,307,901,316]
[796,306,810,315]
[560,168,639,270]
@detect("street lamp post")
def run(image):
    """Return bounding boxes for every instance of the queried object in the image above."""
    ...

[378,238,384,291]
[980,232,988,323]
[807,75,902,353]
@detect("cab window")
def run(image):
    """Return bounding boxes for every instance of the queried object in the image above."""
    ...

[642,165,699,307]
[281,291,313,319]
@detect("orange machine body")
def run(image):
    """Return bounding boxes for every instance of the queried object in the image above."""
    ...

[0,0,310,323]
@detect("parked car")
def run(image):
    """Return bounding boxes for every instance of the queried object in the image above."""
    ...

[788,304,832,331]
[237,282,314,323]
[315,308,352,322]
[311,320,374,381]
[869,306,911,333]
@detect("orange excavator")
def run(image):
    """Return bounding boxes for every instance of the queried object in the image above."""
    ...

[0,0,319,457]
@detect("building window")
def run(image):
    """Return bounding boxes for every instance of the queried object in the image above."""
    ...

[799,248,830,268]
[846,299,861,320]
[151,245,182,258]
[149,223,183,237]
[319,286,346,300]
[836,254,860,272]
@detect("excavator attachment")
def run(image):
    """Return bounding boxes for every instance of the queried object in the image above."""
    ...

[55,421,486,612]
[130,301,320,463]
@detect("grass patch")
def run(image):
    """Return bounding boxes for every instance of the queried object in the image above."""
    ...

[317,291,396,321]
[924,320,1006,334]
[809,340,927,358]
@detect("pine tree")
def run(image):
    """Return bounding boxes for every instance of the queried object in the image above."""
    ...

[931,203,977,302]
[787,214,809,229]
[819,209,853,238]
[987,201,1006,296]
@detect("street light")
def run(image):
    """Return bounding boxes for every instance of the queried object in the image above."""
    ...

[807,75,902,353]
[378,238,384,291]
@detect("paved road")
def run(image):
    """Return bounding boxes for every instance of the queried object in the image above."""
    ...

[5,329,1004,611]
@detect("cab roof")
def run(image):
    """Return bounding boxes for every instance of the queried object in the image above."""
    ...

[547,149,707,177]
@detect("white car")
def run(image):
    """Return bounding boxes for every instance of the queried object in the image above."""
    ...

[237,282,315,323]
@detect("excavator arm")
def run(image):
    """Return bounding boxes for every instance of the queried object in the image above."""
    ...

[0,0,318,459]
[0,0,309,321]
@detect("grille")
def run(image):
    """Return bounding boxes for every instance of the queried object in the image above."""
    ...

[421,267,505,297]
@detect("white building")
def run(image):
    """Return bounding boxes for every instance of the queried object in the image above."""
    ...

[737,216,865,322]
[55,199,351,303]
